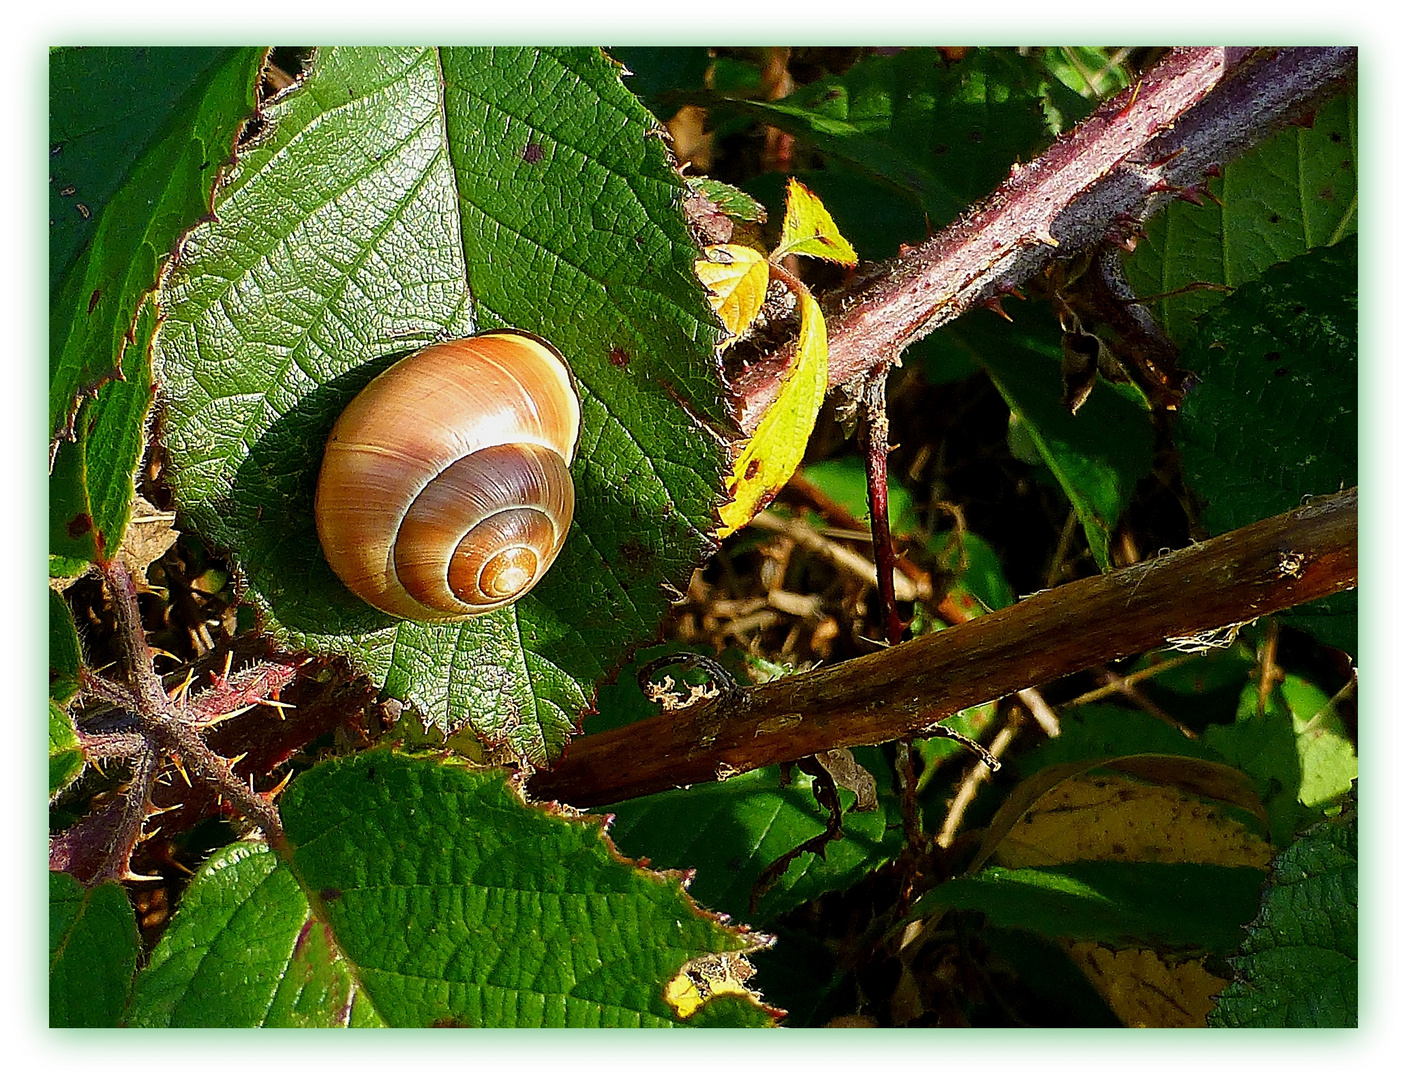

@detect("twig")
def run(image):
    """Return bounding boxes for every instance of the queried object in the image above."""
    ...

[936,709,1023,849]
[531,488,1356,807]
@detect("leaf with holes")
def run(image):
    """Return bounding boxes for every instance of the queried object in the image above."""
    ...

[154,47,728,765]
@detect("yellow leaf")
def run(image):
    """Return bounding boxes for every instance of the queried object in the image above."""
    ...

[718,286,827,536]
[664,952,761,1021]
[694,244,769,340]
[773,177,858,265]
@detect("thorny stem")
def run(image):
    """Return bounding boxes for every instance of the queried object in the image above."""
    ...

[730,47,1357,433]
[54,560,290,883]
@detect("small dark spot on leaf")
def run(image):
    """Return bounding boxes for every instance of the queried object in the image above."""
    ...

[608,346,629,368]
[1292,304,1307,316]
[744,459,761,481]
[88,289,101,314]
[1264,350,1281,362]
[934,143,949,155]
[1329,130,1343,143]
[366,766,377,781]
[1274,367,1289,377]
[1341,159,1353,171]
[1268,212,1281,224]
[1318,186,1335,201]
[522,142,544,164]
[431,1017,472,1028]
[66,513,93,539]
[824,88,843,101]
[620,538,654,571]
[320,887,343,902]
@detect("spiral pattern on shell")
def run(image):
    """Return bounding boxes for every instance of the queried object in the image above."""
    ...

[314,331,580,620]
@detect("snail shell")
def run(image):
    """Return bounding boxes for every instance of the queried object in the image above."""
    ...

[314,330,580,621]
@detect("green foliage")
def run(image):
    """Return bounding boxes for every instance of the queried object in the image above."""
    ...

[49,47,266,443]
[604,760,901,926]
[48,46,1358,1030]
[1124,93,1356,345]
[944,302,1155,570]
[128,753,773,1027]
[154,46,727,764]
[49,296,158,574]
[1210,809,1357,1027]
[128,842,385,1027]
[50,874,141,1027]
[914,861,1266,953]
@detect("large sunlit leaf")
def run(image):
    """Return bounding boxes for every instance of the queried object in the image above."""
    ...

[126,842,385,1027]
[154,47,728,764]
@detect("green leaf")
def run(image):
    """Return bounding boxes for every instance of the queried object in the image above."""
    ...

[1177,243,1356,536]
[947,303,1154,570]
[1202,677,1357,848]
[49,588,82,705]
[603,762,901,926]
[277,751,768,1026]
[49,702,84,799]
[154,47,727,764]
[49,46,265,443]
[1174,243,1357,657]
[49,295,158,570]
[914,861,1266,953]
[1124,92,1356,345]
[1210,812,1356,1027]
[730,49,1050,239]
[801,456,921,536]
[608,46,711,120]
[49,589,85,796]
[50,873,140,1027]
[126,842,385,1027]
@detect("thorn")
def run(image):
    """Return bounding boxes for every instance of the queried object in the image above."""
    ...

[122,869,164,883]
[211,650,234,690]
[143,801,180,819]
[168,667,196,704]
[207,702,259,724]
[267,770,295,799]
[138,825,163,843]
[169,754,192,787]
[258,697,295,718]
[980,296,1014,322]
[225,751,250,769]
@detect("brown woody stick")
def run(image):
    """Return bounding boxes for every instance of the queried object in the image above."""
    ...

[730,46,1358,433]
[530,489,1356,807]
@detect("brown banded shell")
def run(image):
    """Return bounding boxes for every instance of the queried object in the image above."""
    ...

[314,331,580,620]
